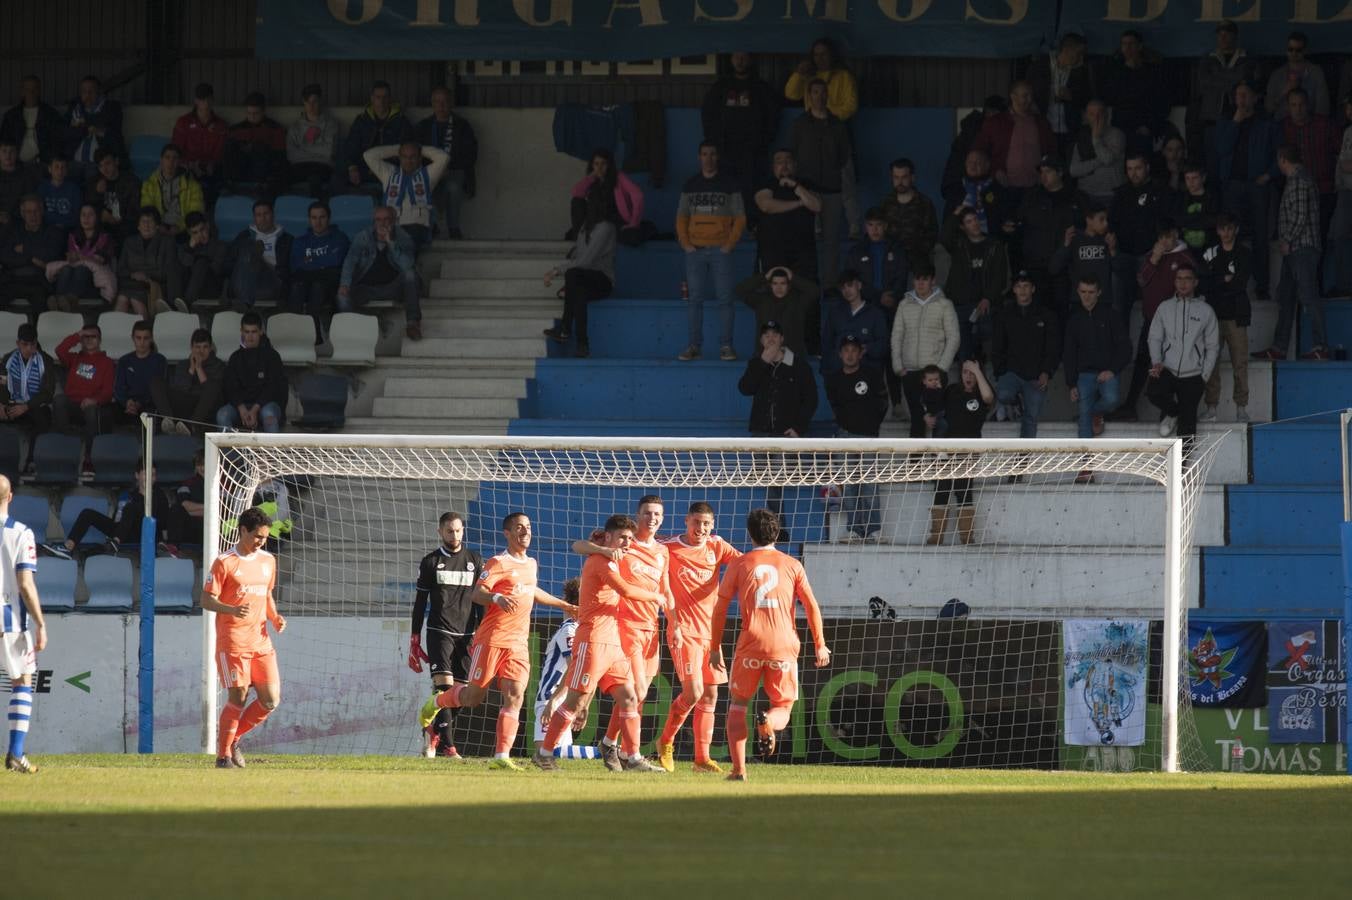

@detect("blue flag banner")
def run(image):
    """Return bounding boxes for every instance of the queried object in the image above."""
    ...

[1187,621,1265,709]
[1266,620,1347,745]
[1063,618,1149,747]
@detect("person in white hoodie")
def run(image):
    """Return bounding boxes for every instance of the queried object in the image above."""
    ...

[1146,263,1219,440]
[363,141,449,249]
[890,260,961,437]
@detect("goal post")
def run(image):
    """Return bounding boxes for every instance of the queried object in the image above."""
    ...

[202,433,1219,770]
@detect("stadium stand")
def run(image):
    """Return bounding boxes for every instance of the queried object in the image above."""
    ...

[58,494,112,546]
[88,434,141,487]
[36,311,85,354]
[152,312,200,362]
[82,555,135,612]
[154,435,198,484]
[326,313,378,366]
[11,494,50,543]
[97,311,143,359]
[0,429,23,483]
[293,373,349,430]
[264,312,319,366]
[34,558,78,612]
[128,134,167,179]
[275,194,318,234]
[31,434,84,486]
[152,557,196,612]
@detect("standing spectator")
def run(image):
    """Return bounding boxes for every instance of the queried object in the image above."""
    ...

[784,38,859,236]
[736,266,817,359]
[170,83,228,201]
[1266,32,1329,120]
[541,186,615,359]
[1176,162,1221,254]
[287,202,350,336]
[941,148,1010,238]
[703,52,777,228]
[223,92,287,198]
[62,75,123,177]
[151,328,224,436]
[889,262,960,437]
[991,271,1059,438]
[1063,274,1131,460]
[1282,89,1338,241]
[338,206,421,340]
[87,149,139,238]
[676,141,745,362]
[790,80,851,287]
[1110,152,1170,322]
[342,81,413,192]
[974,81,1055,201]
[52,324,115,452]
[879,157,942,279]
[1119,220,1193,419]
[217,313,286,433]
[843,208,906,309]
[36,153,80,229]
[109,320,167,431]
[1104,30,1169,156]
[1147,264,1219,439]
[1011,155,1085,307]
[1201,213,1252,422]
[566,149,643,245]
[286,84,340,200]
[1188,19,1259,165]
[115,206,181,317]
[1050,203,1116,322]
[139,143,204,236]
[755,148,821,284]
[176,211,229,311]
[929,361,994,545]
[1026,32,1095,157]
[1214,81,1279,299]
[821,269,889,376]
[363,142,449,249]
[942,205,1010,360]
[227,199,291,314]
[738,320,817,438]
[45,203,116,305]
[0,138,34,227]
[1332,94,1352,295]
[1069,100,1126,206]
[0,194,63,310]
[0,323,56,441]
[1257,145,1325,360]
[0,75,62,167]
[825,333,888,542]
[416,86,478,241]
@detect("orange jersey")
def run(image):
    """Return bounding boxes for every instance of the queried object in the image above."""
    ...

[662,534,741,642]
[473,552,538,650]
[575,554,626,646]
[616,537,669,628]
[715,547,825,660]
[206,549,277,655]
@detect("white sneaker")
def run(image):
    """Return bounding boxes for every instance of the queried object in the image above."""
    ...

[865,530,883,543]
[1198,404,1218,423]
[1159,415,1177,436]
[1235,405,1250,422]
[160,417,179,435]
[174,420,191,436]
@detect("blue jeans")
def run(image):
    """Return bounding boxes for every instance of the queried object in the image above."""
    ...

[685,246,734,350]
[995,372,1047,438]
[1274,246,1322,351]
[836,431,880,537]
[216,401,283,433]
[340,270,422,323]
[1076,372,1120,439]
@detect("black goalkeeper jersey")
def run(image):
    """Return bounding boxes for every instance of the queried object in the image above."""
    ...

[412,545,484,637]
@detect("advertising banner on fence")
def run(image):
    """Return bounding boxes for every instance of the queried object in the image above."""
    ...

[1186,621,1265,709]
[1266,620,1347,745]
[1063,619,1148,747]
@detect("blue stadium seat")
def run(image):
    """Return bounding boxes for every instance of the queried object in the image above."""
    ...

[35,559,77,613]
[156,435,198,485]
[293,374,349,430]
[215,195,254,241]
[10,494,50,544]
[89,433,142,487]
[0,427,22,484]
[153,557,197,613]
[330,195,374,237]
[59,495,112,546]
[276,195,317,235]
[31,433,83,486]
[82,556,134,612]
[129,134,169,180]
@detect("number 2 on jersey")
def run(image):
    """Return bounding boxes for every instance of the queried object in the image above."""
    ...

[752,564,779,609]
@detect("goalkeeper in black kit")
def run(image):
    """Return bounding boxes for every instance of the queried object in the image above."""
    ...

[409,512,484,758]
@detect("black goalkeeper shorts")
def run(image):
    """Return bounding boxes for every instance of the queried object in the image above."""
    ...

[427,631,473,682]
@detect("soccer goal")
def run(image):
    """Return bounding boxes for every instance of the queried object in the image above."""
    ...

[202,433,1221,771]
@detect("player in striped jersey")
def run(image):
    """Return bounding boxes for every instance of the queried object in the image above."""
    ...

[711,508,830,782]
[532,578,583,753]
[0,475,48,774]
[418,512,576,770]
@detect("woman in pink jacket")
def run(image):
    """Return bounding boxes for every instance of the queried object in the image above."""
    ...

[568,147,645,245]
[45,203,117,306]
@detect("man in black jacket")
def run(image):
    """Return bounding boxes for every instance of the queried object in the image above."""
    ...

[826,333,888,541]
[1109,153,1170,321]
[991,271,1060,438]
[0,194,63,309]
[1010,155,1085,308]
[1063,274,1132,458]
[1200,212,1252,422]
[215,313,287,433]
[227,198,291,313]
[0,75,63,169]
[703,52,778,228]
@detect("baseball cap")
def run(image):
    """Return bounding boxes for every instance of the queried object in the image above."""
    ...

[938,598,971,620]
[1038,154,1065,172]
[1012,270,1035,285]
[760,320,783,335]
[839,333,863,348]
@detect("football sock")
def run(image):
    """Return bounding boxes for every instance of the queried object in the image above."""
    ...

[605,711,622,745]
[235,699,273,740]
[433,684,454,746]
[727,703,748,774]
[494,708,520,756]
[541,708,576,753]
[217,701,244,758]
[435,683,466,709]
[659,693,695,746]
[7,685,33,758]
[693,702,717,764]
[765,705,791,732]
[618,707,642,758]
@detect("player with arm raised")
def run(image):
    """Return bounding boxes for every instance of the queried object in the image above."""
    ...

[1,475,47,774]
[710,507,830,782]
[418,512,576,770]
[655,501,742,773]
[409,511,483,759]
[199,506,286,769]
[534,515,666,773]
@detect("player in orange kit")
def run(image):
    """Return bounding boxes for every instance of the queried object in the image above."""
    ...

[200,507,286,769]
[655,501,741,772]
[418,512,576,770]
[710,508,830,782]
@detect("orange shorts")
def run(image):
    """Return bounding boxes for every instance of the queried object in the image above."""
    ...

[669,637,728,687]
[467,641,530,689]
[728,656,799,706]
[217,649,279,691]
[619,621,660,685]
[565,640,632,696]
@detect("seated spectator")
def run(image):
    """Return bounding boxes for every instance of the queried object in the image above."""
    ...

[152,328,223,436]
[140,143,204,236]
[338,206,421,340]
[53,323,115,452]
[37,153,80,230]
[0,75,62,167]
[161,450,205,549]
[825,332,888,542]
[0,322,56,440]
[943,205,1010,360]
[110,319,166,431]
[363,141,449,248]
[1049,202,1114,323]
[87,148,139,238]
[176,211,228,310]
[1201,213,1251,422]
[821,269,889,376]
[1063,274,1131,458]
[879,157,941,278]
[736,266,817,359]
[889,262,960,437]
[843,208,906,310]
[171,83,228,200]
[568,149,643,246]
[116,206,181,317]
[1068,100,1125,206]
[42,463,171,559]
[991,271,1059,438]
[0,138,35,227]
[217,312,286,433]
[45,203,116,307]
[755,148,820,284]
[541,186,614,359]
[1147,264,1219,439]
[941,148,1009,239]
[288,201,350,338]
[227,198,291,313]
[417,86,478,240]
[286,83,340,200]
[341,80,413,192]
[1176,161,1220,253]
[0,194,64,310]
[62,75,123,177]
[676,141,745,362]
[223,92,287,197]
[929,361,993,545]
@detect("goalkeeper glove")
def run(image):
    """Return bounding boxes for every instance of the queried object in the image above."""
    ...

[408,634,430,672]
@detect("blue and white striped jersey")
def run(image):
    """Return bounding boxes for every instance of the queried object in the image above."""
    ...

[1,516,37,633]
[533,618,578,706]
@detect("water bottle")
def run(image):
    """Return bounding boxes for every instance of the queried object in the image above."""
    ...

[680,280,689,300]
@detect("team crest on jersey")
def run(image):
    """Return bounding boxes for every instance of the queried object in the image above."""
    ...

[466,562,475,571]
[580,673,591,687]
[437,563,445,569]
[705,550,716,565]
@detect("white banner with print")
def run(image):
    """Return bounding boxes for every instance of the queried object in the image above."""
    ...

[1063,618,1149,747]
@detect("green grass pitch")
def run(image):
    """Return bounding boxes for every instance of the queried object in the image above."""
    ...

[2,754,1349,898]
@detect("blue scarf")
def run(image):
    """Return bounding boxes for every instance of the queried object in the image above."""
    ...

[6,351,43,404]
[385,164,430,211]
[963,176,993,234]
[70,96,107,164]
